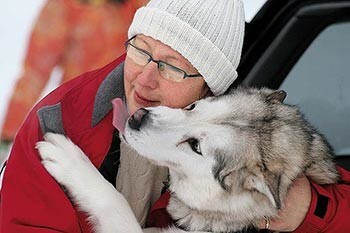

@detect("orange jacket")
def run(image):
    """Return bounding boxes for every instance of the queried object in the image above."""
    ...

[1,0,147,141]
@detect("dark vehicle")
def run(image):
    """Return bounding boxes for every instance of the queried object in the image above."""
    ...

[237,0,350,169]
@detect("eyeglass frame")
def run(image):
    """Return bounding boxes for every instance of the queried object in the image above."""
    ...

[124,36,202,81]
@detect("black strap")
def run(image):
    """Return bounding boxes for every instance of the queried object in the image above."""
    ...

[98,130,121,185]
[314,193,329,219]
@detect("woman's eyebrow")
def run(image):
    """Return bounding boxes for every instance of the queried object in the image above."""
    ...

[135,37,151,49]
[136,36,189,66]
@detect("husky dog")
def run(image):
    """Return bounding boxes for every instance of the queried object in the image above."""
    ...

[36,87,339,233]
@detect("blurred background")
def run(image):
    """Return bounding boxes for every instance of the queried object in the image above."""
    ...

[1,1,47,130]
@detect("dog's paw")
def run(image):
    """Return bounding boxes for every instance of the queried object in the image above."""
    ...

[36,133,100,192]
[36,133,85,182]
[37,133,131,226]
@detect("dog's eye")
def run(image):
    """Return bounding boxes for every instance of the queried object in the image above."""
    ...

[188,138,202,155]
[185,103,196,111]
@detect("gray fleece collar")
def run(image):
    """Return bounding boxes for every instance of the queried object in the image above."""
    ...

[92,62,125,127]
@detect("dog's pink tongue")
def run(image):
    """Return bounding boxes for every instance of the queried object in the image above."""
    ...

[111,98,129,135]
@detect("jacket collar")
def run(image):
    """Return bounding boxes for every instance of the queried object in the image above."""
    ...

[91,62,125,127]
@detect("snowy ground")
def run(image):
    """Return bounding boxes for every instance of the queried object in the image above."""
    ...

[0,0,265,136]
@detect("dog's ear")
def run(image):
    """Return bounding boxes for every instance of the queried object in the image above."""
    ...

[266,90,287,103]
[244,171,282,209]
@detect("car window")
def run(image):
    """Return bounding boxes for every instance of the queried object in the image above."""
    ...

[280,22,350,156]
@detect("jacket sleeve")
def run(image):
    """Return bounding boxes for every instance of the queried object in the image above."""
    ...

[1,0,69,141]
[294,166,350,233]
[0,57,123,233]
[0,104,87,233]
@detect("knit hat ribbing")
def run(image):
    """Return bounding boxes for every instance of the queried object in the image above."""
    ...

[128,0,245,96]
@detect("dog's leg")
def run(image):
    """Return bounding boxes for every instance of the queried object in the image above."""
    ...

[36,133,207,233]
[36,133,143,233]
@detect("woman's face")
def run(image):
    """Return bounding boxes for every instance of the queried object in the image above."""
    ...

[124,34,208,114]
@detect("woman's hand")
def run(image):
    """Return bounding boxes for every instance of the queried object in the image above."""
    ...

[259,176,312,231]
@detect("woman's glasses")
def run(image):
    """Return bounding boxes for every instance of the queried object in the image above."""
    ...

[125,36,202,82]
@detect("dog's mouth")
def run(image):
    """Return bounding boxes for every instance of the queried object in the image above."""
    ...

[112,97,153,136]
[115,105,153,146]
[127,108,150,131]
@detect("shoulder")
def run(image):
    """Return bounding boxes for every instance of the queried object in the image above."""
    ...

[24,55,125,137]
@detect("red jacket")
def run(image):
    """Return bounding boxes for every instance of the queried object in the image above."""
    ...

[294,166,350,233]
[0,55,125,233]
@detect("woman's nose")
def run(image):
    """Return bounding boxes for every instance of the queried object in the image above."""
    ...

[136,62,159,89]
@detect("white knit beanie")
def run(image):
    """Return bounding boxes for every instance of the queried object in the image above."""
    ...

[128,0,245,96]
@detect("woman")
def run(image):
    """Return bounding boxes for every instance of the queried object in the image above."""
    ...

[1,0,349,232]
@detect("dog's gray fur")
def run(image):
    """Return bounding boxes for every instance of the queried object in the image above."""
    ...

[124,87,339,232]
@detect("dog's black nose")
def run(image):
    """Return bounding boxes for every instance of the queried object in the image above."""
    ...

[128,108,149,130]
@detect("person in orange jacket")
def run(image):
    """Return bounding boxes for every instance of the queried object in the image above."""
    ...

[1,0,349,232]
[0,0,147,147]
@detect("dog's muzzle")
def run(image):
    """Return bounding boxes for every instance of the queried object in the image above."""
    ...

[128,108,149,131]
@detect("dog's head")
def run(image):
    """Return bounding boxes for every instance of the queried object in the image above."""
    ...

[124,88,307,213]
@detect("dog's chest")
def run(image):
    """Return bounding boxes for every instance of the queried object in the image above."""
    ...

[166,195,259,233]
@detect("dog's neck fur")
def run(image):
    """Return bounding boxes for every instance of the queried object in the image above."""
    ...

[166,172,276,232]
[167,194,263,232]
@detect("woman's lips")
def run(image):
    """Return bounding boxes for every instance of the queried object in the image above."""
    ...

[134,91,157,106]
